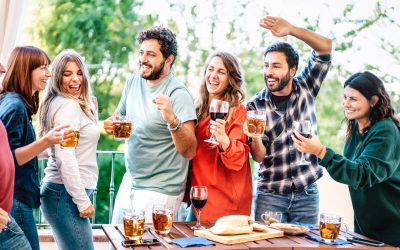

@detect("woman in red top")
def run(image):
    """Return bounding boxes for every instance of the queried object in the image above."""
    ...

[190,52,252,221]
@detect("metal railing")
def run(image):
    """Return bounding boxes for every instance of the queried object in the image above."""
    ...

[36,150,124,228]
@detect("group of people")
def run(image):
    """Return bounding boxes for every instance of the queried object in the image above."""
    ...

[0,15,399,250]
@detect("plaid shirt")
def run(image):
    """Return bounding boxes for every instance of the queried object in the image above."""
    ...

[247,51,331,194]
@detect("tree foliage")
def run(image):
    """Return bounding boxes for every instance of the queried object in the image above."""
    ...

[28,0,400,223]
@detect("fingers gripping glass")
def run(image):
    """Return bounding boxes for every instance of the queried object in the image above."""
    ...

[204,99,229,145]
[190,186,208,230]
[293,120,312,165]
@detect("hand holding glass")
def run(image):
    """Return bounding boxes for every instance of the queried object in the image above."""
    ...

[190,186,208,230]
[246,110,266,138]
[58,123,80,149]
[112,115,132,141]
[204,99,229,145]
[293,120,312,165]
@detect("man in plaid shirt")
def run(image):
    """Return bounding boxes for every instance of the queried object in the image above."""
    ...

[246,16,332,224]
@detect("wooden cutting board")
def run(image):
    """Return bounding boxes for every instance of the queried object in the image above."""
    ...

[194,228,284,244]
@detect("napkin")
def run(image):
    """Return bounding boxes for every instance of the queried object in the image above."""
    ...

[306,235,352,245]
[172,237,216,248]
[291,221,319,230]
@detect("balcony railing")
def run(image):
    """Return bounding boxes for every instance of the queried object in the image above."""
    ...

[36,150,124,229]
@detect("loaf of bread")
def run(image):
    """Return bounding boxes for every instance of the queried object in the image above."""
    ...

[210,215,253,235]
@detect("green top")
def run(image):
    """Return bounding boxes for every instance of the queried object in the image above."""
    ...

[320,118,400,247]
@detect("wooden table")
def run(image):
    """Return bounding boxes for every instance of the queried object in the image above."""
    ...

[102,221,397,250]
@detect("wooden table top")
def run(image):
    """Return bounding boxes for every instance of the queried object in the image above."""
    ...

[102,221,397,250]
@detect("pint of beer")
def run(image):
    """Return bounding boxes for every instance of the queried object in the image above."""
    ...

[246,110,266,138]
[319,213,346,243]
[123,209,145,240]
[112,115,132,141]
[60,124,80,149]
[152,205,173,235]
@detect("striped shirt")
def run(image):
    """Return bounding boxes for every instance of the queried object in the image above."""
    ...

[247,51,331,194]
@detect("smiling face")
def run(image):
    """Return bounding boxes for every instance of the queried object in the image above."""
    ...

[31,64,51,94]
[61,61,83,98]
[205,56,229,99]
[263,51,295,96]
[343,86,374,128]
[139,39,171,83]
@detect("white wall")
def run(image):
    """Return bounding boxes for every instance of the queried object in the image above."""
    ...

[317,168,354,230]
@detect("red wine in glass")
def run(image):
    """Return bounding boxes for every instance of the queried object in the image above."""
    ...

[210,112,228,121]
[204,99,229,145]
[293,120,312,165]
[190,186,208,230]
[191,198,207,210]
[294,132,312,140]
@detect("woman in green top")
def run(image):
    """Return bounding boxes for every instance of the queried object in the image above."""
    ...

[292,71,400,247]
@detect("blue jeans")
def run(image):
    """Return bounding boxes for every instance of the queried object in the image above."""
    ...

[255,182,319,224]
[0,216,32,250]
[10,199,39,250]
[40,183,94,250]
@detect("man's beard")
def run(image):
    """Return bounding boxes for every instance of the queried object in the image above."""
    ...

[265,70,291,92]
[140,60,165,81]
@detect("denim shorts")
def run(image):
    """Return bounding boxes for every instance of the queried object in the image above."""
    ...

[254,182,319,224]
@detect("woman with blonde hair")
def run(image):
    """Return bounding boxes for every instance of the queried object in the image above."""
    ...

[189,52,252,221]
[38,50,99,250]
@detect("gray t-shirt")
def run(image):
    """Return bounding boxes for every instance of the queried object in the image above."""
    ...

[117,73,196,195]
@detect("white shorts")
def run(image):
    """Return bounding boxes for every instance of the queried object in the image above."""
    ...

[111,173,184,223]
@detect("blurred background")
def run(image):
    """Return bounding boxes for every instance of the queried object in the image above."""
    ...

[1,0,399,228]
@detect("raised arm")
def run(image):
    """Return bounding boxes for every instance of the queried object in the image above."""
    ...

[260,16,332,54]
[153,94,197,160]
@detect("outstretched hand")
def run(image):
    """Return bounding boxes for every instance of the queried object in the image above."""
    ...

[259,16,293,37]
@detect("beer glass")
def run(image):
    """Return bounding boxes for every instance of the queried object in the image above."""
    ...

[60,123,80,149]
[112,115,132,141]
[261,211,282,225]
[122,209,145,240]
[152,205,173,235]
[246,110,266,138]
[319,213,348,243]
[204,99,229,145]
[293,120,312,165]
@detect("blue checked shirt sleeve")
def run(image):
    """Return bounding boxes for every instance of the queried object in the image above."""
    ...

[295,51,331,97]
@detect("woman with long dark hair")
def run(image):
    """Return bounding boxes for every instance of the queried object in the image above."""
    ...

[190,52,252,221]
[0,46,69,250]
[292,71,400,247]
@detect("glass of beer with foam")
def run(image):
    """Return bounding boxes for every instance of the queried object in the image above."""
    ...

[246,110,266,138]
[112,115,132,141]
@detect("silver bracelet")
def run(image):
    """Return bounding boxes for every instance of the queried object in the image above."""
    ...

[167,116,182,132]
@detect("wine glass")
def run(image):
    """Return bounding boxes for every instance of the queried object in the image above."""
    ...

[204,99,229,145]
[190,186,208,230]
[293,120,312,165]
